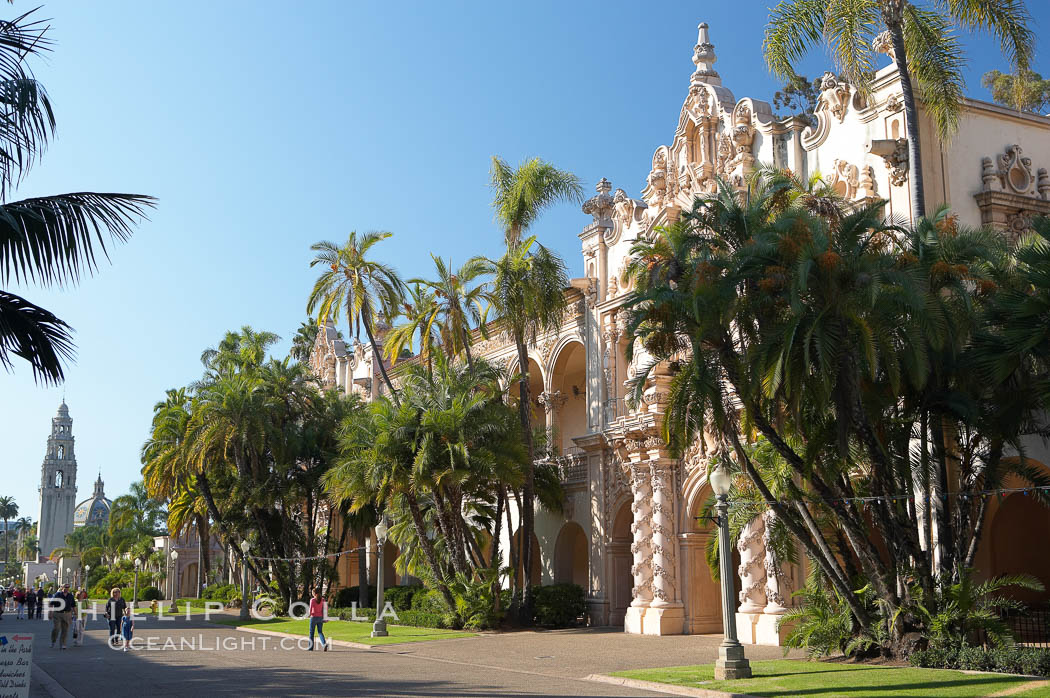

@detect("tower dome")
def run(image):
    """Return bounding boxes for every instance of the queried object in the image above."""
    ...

[73,474,111,528]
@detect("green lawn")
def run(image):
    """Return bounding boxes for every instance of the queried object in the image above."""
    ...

[611,659,1050,697]
[216,617,476,646]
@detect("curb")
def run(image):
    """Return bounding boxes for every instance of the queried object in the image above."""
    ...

[32,662,75,698]
[585,674,758,698]
[223,623,376,650]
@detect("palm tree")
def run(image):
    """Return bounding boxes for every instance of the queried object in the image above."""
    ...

[383,283,443,372]
[490,156,583,247]
[0,496,17,568]
[763,0,1034,219]
[0,10,155,384]
[13,516,32,561]
[484,156,581,618]
[289,319,320,363]
[18,534,38,563]
[475,238,569,616]
[412,255,489,369]
[308,231,404,399]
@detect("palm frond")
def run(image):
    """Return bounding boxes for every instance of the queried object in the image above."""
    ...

[0,192,155,286]
[0,288,74,384]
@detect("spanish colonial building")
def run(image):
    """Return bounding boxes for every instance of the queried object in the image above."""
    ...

[309,22,1050,644]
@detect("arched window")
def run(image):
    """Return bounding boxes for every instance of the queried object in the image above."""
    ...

[54,470,63,487]
[57,445,65,459]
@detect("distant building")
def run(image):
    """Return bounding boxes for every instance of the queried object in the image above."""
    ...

[73,475,112,529]
[36,402,78,561]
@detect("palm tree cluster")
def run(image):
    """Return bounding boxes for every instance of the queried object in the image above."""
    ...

[141,327,357,602]
[624,169,1050,655]
[136,157,580,621]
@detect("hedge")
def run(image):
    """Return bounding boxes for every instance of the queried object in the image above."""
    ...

[910,643,1050,677]
[532,584,586,628]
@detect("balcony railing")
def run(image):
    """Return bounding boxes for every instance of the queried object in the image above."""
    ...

[604,397,628,423]
[535,446,588,484]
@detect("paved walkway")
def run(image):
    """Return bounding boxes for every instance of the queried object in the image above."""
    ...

[4,610,796,697]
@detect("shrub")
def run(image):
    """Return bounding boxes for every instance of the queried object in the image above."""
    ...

[412,588,451,614]
[394,610,450,629]
[910,643,1050,676]
[90,569,135,599]
[202,583,238,602]
[333,585,375,609]
[384,585,423,612]
[532,583,586,628]
[140,586,163,602]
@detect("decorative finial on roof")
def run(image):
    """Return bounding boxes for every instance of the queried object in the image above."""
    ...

[582,178,615,225]
[692,22,721,86]
[93,474,104,497]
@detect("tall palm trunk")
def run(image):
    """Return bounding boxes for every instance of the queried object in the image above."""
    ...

[514,336,537,623]
[884,5,926,219]
[361,300,399,404]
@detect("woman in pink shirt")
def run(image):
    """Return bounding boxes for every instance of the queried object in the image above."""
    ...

[308,587,328,651]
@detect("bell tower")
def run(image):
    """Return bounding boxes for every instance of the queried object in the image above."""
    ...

[37,401,78,560]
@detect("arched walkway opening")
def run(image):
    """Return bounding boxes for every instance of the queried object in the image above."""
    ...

[549,342,587,456]
[986,494,1050,603]
[553,521,588,588]
[509,357,545,450]
[609,501,633,626]
[975,462,1050,604]
[682,484,724,634]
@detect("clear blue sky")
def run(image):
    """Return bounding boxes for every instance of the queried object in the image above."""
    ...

[3,1,1047,519]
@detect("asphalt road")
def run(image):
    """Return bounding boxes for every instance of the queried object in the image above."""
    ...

[7,610,792,697]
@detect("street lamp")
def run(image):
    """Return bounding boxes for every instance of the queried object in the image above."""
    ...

[133,559,142,608]
[169,550,179,613]
[371,515,390,638]
[84,565,90,593]
[239,539,251,620]
[710,464,751,680]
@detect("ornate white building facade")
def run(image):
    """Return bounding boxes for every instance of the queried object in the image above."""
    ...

[310,22,1050,643]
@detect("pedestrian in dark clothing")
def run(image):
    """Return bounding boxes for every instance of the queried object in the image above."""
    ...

[50,584,76,649]
[35,588,45,619]
[26,590,36,619]
[104,588,127,645]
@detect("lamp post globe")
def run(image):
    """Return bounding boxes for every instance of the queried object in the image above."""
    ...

[709,464,751,680]
[239,539,251,620]
[371,515,391,638]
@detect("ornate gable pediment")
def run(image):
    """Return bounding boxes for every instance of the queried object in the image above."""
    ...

[308,321,347,388]
[976,144,1050,235]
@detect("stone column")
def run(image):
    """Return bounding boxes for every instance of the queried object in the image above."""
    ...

[762,511,787,615]
[736,517,767,613]
[645,450,685,635]
[624,457,653,634]
[537,390,566,457]
[602,315,620,422]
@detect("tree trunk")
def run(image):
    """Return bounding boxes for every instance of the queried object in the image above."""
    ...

[885,15,926,219]
[514,336,537,624]
[361,301,399,405]
[196,471,265,583]
[405,493,458,611]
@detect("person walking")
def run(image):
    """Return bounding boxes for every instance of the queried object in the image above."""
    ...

[25,587,36,619]
[120,606,134,652]
[35,587,45,619]
[50,584,75,650]
[307,586,328,651]
[13,586,25,619]
[104,588,127,647]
